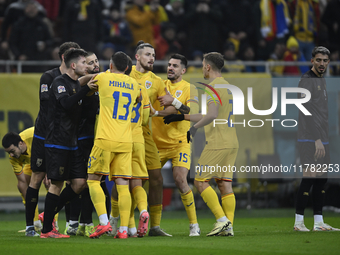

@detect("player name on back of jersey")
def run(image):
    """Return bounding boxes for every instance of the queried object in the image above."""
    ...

[109,80,134,90]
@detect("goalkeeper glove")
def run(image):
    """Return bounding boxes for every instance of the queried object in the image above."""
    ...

[163,114,184,124]
[187,126,197,143]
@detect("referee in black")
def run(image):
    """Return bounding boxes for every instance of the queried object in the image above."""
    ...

[294,46,339,232]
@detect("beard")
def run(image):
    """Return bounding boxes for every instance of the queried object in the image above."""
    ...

[141,62,153,71]
[87,68,100,74]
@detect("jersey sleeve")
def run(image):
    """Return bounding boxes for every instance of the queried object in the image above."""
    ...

[51,78,70,101]
[9,157,23,176]
[40,72,53,101]
[187,84,199,114]
[157,78,167,97]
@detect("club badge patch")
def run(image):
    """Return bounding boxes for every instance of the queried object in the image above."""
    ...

[145,81,152,89]
[175,90,182,98]
[58,86,66,93]
[41,84,48,92]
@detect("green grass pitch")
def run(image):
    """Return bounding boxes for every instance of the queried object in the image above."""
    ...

[0,209,339,255]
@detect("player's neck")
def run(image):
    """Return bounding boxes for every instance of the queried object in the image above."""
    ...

[207,72,222,81]
[171,76,182,84]
[59,62,68,74]
[135,62,148,74]
[66,71,80,81]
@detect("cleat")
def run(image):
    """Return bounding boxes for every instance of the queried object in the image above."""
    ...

[206,220,231,236]
[148,227,172,237]
[114,230,128,239]
[39,212,58,231]
[218,227,234,236]
[40,229,70,238]
[38,212,44,222]
[294,221,310,232]
[189,224,201,237]
[25,227,40,237]
[313,222,340,231]
[108,216,119,236]
[34,221,42,232]
[137,211,149,238]
[66,223,78,236]
[85,225,94,237]
[89,223,112,238]
[77,225,85,236]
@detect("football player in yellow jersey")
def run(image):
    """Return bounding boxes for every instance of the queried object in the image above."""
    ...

[152,54,201,236]
[129,41,177,236]
[164,52,238,237]
[2,127,43,236]
[87,51,140,239]
[109,56,151,238]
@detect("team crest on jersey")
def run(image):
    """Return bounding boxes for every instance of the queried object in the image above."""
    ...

[57,86,66,93]
[318,86,321,90]
[59,167,64,176]
[145,80,152,89]
[78,99,82,105]
[36,158,43,167]
[175,90,182,98]
[41,84,48,92]
[301,93,306,98]
[73,88,76,94]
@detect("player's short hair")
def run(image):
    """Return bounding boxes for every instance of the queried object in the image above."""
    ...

[125,55,133,75]
[111,51,129,72]
[2,132,22,149]
[312,46,330,58]
[169,53,187,68]
[58,42,81,61]
[203,52,224,71]
[135,40,154,54]
[86,51,95,57]
[64,49,88,68]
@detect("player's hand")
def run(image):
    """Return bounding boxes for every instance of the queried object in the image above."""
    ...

[158,88,174,106]
[137,88,142,103]
[163,114,184,124]
[87,75,98,91]
[314,139,325,160]
[187,126,197,143]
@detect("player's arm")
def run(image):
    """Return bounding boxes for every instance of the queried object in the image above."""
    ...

[191,102,219,129]
[40,72,54,100]
[299,78,324,159]
[142,103,150,126]
[158,88,190,114]
[16,172,29,200]
[79,74,96,86]
[57,77,97,110]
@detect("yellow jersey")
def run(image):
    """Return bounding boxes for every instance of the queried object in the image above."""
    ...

[129,66,166,106]
[131,85,150,144]
[152,79,199,148]
[9,127,34,175]
[204,77,239,149]
[94,72,140,152]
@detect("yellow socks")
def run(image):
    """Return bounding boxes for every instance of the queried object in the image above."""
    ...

[181,190,198,224]
[201,186,225,221]
[110,197,119,218]
[149,204,162,228]
[117,185,131,228]
[222,193,236,225]
[129,194,136,229]
[87,180,107,217]
[132,186,148,213]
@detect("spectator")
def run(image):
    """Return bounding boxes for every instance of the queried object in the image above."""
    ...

[36,0,59,21]
[155,22,181,60]
[293,0,317,61]
[283,36,309,75]
[186,0,223,58]
[329,46,340,76]
[63,0,102,53]
[100,42,115,70]
[9,2,52,63]
[268,42,286,76]
[102,4,132,53]
[321,0,340,49]
[1,0,46,54]
[222,0,255,54]
[186,50,203,74]
[144,0,168,40]
[125,0,160,48]
[222,41,245,73]
[240,44,265,73]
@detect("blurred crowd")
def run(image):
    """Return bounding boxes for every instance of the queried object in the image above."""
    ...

[0,0,340,75]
